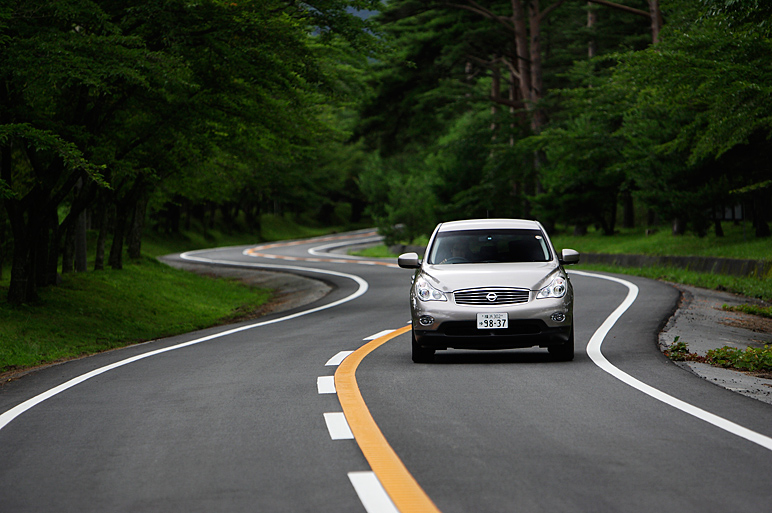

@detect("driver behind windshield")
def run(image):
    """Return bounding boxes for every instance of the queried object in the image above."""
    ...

[436,238,469,264]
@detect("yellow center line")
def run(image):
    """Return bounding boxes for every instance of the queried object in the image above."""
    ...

[335,325,442,513]
[243,231,397,267]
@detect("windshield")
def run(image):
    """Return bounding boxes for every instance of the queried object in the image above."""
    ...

[427,229,552,265]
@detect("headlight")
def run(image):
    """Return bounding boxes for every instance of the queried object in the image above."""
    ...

[537,275,567,299]
[415,276,447,302]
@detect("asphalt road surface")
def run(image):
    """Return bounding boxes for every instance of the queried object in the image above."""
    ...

[1,230,771,513]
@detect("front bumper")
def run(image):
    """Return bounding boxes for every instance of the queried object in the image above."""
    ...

[414,321,572,350]
[410,294,573,350]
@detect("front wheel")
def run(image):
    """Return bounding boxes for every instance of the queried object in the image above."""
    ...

[548,327,574,362]
[412,329,435,363]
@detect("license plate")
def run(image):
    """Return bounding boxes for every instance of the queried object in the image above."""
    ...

[477,313,508,329]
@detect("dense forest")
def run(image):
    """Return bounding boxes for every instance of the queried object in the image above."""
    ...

[357,0,772,244]
[0,0,381,304]
[1,0,771,305]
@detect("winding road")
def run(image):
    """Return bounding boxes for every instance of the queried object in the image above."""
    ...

[1,230,771,512]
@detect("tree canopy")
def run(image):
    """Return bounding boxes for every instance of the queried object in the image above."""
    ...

[354,0,771,243]
[0,0,382,304]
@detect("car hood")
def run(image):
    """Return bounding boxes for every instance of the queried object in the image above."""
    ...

[421,262,561,292]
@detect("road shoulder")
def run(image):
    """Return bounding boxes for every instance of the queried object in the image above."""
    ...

[658,283,772,405]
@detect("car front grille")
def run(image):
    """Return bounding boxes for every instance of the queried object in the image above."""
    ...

[453,287,530,306]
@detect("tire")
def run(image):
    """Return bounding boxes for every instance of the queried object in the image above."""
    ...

[412,329,435,363]
[548,326,574,362]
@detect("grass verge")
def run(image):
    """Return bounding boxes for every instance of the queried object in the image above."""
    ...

[549,223,771,260]
[568,263,772,302]
[0,214,347,377]
[0,257,271,376]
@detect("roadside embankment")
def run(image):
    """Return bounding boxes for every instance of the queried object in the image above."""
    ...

[582,253,771,279]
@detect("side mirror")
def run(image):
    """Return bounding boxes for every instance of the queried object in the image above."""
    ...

[559,249,580,265]
[398,252,421,269]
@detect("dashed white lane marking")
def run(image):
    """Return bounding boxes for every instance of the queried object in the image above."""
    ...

[348,471,399,513]
[324,412,354,440]
[326,351,354,366]
[364,330,395,341]
[323,345,402,512]
[573,270,772,452]
[317,376,336,394]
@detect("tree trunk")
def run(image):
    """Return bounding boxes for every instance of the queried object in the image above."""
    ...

[622,190,634,228]
[490,60,501,142]
[94,202,107,271]
[7,237,34,304]
[75,208,88,272]
[752,192,771,237]
[511,0,532,107]
[35,205,55,287]
[108,200,128,270]
[110,177,147,268]
[1,143,31,304]
[600,194,617,235]
[62,223,75,274]
[528,0,546,131]
[672,217,685,236]
[587,2,597,58]
[128,191,148,260]
[714,219,724,237]
[648,0,663,44]
[0,220,5,281]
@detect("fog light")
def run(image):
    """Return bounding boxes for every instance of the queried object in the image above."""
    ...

[551,312,566,322]
[419,315,435,326]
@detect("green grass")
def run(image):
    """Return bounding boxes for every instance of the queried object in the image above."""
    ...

[0,258,271,374]
[352,245,398,258]
[549,222,770,261]
[665,338,772,374]
[552,223,771,302]
[0,214,346,377]
[569,263,772,302]
[723,303,772,318]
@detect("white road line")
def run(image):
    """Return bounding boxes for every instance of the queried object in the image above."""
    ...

[348,471,399,513]
[573,270,772,452]
[323,412,354,440]
[326,351,354,366]
[0,255,370,432]
[364,330,395,341]
[317,376,336,394]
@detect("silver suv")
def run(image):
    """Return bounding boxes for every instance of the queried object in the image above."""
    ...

[398,219,579,363]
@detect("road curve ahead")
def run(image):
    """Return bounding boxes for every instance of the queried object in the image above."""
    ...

[1,230,771,513]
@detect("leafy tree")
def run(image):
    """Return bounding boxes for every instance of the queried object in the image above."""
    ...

[0,0,170,303]
[519,0,772,237]
[356,0,655,238]
[611,0,772,235]
[1,0,385,304]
